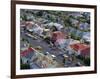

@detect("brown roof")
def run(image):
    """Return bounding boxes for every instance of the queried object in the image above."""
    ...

[52,31,65,41]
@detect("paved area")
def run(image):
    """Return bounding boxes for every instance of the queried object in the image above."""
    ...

[21,30,86,69]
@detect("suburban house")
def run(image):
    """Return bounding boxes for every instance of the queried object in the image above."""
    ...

[21,47,37,64]
[70,18,79,27]
[51,31,67,48]
[20,21,26,27]
[20,40,29,51]
[25,21,44,36]
[20,21,27,32]
[26,21,35,32]
[46,22,63,31]
[79,22,90,30]
[32,23,43,36]
[70,43,90,58]
[69,12,83,18]
[82,32,90,44]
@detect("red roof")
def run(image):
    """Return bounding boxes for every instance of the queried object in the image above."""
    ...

[52,31,65,41]
[21,47,34,57]
[70,43,90,56]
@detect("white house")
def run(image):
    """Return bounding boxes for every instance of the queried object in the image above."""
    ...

[46,22,63,31]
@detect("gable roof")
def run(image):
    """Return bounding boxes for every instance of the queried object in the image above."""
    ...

[70,43,90,56]
[21,47,35,57]
[52,31,65,41]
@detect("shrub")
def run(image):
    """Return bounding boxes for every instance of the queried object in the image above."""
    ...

[21,64,30,69]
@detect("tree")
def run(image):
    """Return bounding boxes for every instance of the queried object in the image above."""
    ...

[84,57,90,66]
